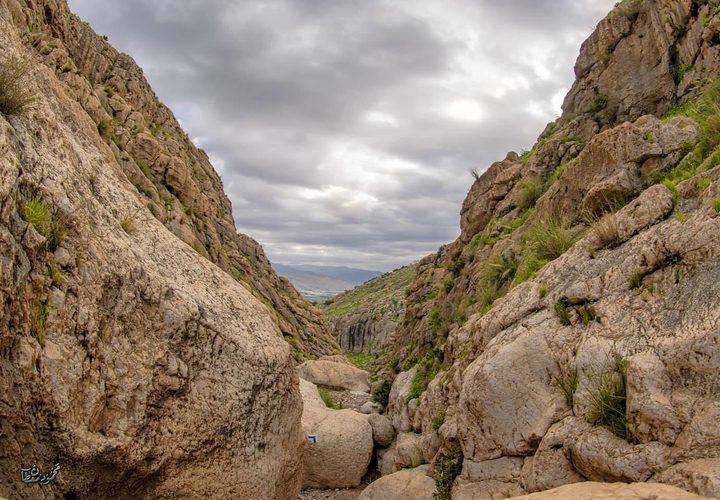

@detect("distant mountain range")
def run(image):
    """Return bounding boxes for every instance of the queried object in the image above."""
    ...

[272,264,383,302]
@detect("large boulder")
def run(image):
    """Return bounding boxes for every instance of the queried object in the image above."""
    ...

[300,379,373,488]
[654,458,720,498]
[358,465,436,500]
[368,413,396,447]
[297,356,371,392]
[513,481,707,499]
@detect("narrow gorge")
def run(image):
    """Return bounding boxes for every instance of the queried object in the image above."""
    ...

[2,0,720,499]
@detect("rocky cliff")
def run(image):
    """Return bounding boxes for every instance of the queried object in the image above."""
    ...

[0,0,332,498]
[369,1,720,498]
[0,0,339,363]
[323,266,415,354]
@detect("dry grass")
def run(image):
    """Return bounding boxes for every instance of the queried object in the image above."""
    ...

[593,212,620,248]
[0,56,37,116]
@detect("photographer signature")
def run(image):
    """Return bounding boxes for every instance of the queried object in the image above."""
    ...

[20,463,60,485]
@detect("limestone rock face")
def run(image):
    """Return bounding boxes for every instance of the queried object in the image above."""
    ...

[299,379,374,489]
[297,356,371,392]
[513,481,708,499]
[0,3,303,498]
[377,2,720,499]
[323,266,414,354]
[654,459,720,498]
[357,465,437,500]
[1,0,339,363]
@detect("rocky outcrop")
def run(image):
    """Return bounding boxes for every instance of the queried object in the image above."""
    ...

[299,379,374,489]
[364,1,720,499]
[357,465,437,500]
[297,355,371,392]
[514,481,708,499]
[2,0,339,362]
[324,266,414,354]
[0,2,304,498]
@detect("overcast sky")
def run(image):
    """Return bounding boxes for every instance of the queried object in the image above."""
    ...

[68,0,615,272]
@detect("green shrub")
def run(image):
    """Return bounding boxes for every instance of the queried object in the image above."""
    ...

[713,198,720,212]
[642,130,656,144]
[587,93,609,113]
[525,219,575,261]
[519,149,534,163]
[448,260,465,278]
[514,176,545,210]
[136,159,153,179]
[373,379,392,410]
[629,269,646,289]
[556,367,578,407]
[434,446,463,500]
[559,135,583,144]
[511,254,548,287]
[553,162,568,181]
[0,56,37,115]
[538,286,549,299]
[585,355,630,440]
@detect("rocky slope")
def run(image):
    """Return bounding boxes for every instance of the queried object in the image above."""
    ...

[0,0,331,498]
[364,0,720,498]
[1,0,339,363]
[323,266,415,354]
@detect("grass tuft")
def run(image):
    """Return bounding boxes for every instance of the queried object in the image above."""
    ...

[555,367,578,407]
[0,56,37,115]
[514,176,545,210]
[554,297,571,326]
[585,354,630,440]
[524,219,575,261]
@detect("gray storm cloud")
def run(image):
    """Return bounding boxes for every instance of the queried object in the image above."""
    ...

[68,0,616,270]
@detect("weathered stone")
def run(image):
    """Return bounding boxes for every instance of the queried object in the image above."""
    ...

[358,465,436,500]
[654,458,720,498]
[513,481,707,499]
[368,413,396,447]
[297,357,371,392]
[300,379,373,489]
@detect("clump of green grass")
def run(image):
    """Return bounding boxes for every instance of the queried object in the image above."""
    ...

[47,259,63,285]
[487,253,518,289]
[31,301,49,346]
[554,297,571,326]
[97,119,113,138]
[559,135,583,144]
[675,212,687,223]
[697,177,712,191]
[630,269,646,289]
[434,446,463,500]
[514,176,545,210]
[555,367,578,407]
[712,198,720,212]
[642,130,656,144]
[318,387,343,409]
[538,286,549,299]
[511,254,548,288]
[345,351,374,369]
[519,149,534,163]
[553,162,568,181]
[23,198,66,249]
[585,354,630,440]
[0,56,37,115]
[524,219,575,261]
[431,412,446,431]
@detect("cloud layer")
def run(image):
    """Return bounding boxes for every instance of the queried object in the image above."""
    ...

[68,0,615,271]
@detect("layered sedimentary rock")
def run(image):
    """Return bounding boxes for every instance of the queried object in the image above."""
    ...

[324,266,414,354]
